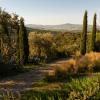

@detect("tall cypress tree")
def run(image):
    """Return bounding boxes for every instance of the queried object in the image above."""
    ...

[80,11,88,55]
[16,23,20,64]
[12,14,20,64]
[19,18,25,65]
[91,13,97,51]
[23,24,29,64]
[16,22,20,64]
[0,25,4,62]
[19,17,29,65]
[0,9,9,62]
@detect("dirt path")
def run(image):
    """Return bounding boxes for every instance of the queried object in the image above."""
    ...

[0,59,67,92]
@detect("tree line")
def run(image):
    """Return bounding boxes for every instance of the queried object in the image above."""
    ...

[0,8,98,66]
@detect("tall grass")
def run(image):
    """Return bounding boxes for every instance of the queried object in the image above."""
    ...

[1,74,100,100]
[44,52,100,82]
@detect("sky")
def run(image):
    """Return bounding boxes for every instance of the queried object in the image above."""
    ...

[0,0,100,25]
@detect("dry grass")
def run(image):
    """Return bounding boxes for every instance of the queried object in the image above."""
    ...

[77,52,100,72]
[45,52,100,81]
[0,81,16,85]
[32,82,62,90]
[86,52,100,60]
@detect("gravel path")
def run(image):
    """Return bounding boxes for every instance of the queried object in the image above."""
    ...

[0,59,67,92]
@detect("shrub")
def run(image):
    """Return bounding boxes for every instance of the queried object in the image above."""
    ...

[44,59,77,82]
[45,52,100,82]
[29,32,80,63]
[77,52,100,73]
[93,60,100,72]
[77,56,94,73]
[54,65,68,81]
[44,71,56,82]
[0,63,22,77]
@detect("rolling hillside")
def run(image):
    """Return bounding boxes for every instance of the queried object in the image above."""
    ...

[26,23,100,32]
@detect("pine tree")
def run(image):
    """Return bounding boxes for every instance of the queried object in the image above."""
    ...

[80,11,88,55]
[91,13,97,51]
[19,17,29,65]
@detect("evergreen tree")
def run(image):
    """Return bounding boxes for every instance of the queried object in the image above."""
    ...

[19,17,29,65]
[0,8,10,62]
[0,24,4,62]
[19,18,25,65]
[80,11,88,55]
[16,25,20,64]
[23,24,29,64]
[12,14,20,64]
[91,13,97,51]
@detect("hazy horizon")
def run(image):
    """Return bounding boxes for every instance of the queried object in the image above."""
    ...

[0,0,100,25]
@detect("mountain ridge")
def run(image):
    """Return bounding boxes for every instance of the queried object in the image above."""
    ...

[26,23,100,32]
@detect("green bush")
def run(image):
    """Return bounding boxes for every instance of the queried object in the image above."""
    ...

[44,52,100,82]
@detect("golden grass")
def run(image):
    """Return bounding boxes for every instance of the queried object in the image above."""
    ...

[0,80,25,86]
[32,83,63,90]
[85,52,100,61]
[0,81,16,85]
[45,52,100,81]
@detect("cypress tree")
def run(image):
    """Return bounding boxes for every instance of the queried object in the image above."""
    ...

[23,25,29,64]
[0,12,9,62]
[19,18,25,65]
[91,13,97,51]
[12,14,20,64]
[80,11,88,55]
[0,25,4,62]
[16,24,20,64]
[19,17,29,65]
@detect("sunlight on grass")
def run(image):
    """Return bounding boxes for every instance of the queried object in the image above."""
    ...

[32,82,63,91]
[0,81,25,86]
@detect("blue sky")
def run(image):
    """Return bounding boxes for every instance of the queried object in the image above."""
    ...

[0,0,100,25]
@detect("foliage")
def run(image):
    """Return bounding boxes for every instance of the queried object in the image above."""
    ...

[0,8,29,65]
[0,8,12,63]
[29,32,57,63]
[91,13,97,51]
[80,10,87,55]
[44,52,100,82]
[19,18,29,65]
[29,32,80,63]
[0,74,100,100]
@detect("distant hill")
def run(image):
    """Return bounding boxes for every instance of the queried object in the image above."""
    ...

[26,23,100,32]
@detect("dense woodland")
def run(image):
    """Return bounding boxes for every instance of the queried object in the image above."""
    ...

[1,8,100,99]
